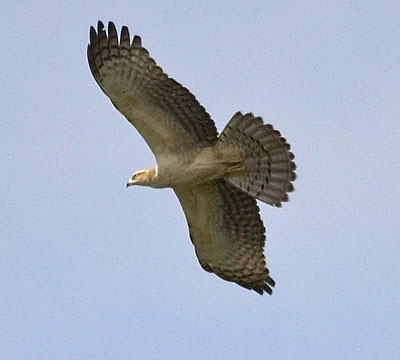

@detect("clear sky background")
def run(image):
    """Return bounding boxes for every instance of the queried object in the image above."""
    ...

[1,1,399,359]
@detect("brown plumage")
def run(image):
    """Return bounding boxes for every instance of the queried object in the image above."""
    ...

[88,21,296,295]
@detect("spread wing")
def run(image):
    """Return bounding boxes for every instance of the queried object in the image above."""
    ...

[87,21,218,157]
[174,180,275,295]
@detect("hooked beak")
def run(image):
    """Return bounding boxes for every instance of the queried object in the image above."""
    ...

[126,179,135,188]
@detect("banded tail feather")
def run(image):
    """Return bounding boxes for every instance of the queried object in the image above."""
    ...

[218,112,296,207]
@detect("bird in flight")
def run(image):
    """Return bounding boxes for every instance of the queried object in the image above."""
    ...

[87,21,296,295]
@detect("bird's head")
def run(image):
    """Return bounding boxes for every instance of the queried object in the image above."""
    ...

[126,168,156,187]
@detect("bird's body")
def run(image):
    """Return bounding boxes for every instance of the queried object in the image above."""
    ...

[88,21,296,295]
[133,144,244,188]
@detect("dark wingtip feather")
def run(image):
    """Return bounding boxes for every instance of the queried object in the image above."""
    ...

[120,25,130,45]
[107,22,119,57]
[132,35,142,48]
[97,20,105,32]
[262,284,273,295]
[89,26,97,44]
[267,276,276,287]
[88,25,103,71]
[254,288,264,295]
[108,21,117,35]
[96,21,109,61]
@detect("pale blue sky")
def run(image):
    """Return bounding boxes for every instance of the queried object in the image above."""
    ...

[1,1,399,359]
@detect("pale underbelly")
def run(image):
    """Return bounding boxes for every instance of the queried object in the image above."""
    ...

[154,145,243,188]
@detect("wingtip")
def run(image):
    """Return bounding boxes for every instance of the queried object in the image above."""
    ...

[267,276,276,287]
[132,35,142,48]
[108,21,117,35]
[120,25,131,48]
[121,25,130,37]
[89,25,97,43]
[90,22,143,51]
[97,20,105,32]
[252,284,273,295]
[263,285,273,295]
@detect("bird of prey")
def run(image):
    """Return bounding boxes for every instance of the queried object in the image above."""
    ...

[87,21,296,295]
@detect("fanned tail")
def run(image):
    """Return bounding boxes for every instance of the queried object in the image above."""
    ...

[218,112,296,207]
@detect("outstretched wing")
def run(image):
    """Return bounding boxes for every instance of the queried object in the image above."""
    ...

[174,180,275,295]
[87,21,218,157]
